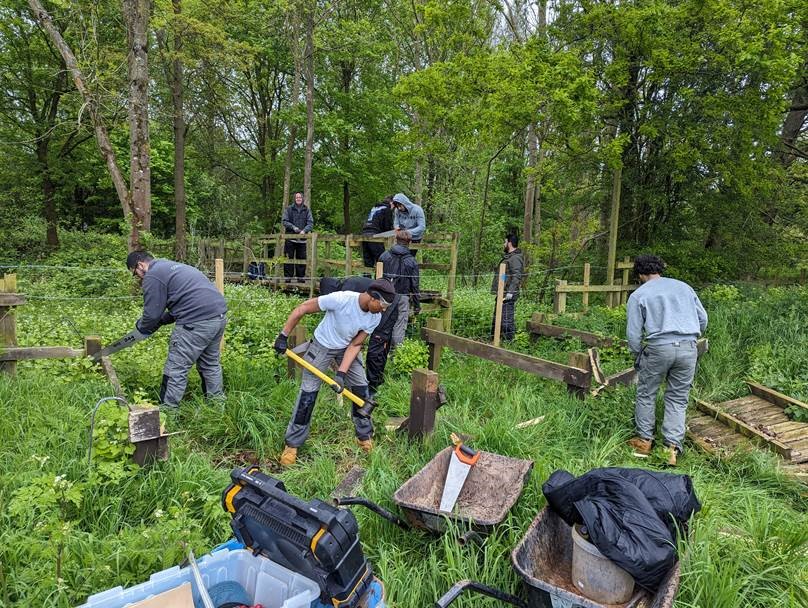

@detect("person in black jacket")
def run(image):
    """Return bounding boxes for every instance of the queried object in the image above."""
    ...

[281,192,314,282]
[490,233,524,341]
[361,196,394,270]
[379,230,420,346]
[320,275,399,397]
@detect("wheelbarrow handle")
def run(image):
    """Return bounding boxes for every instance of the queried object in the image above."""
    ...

[334,496,410,530]
[435,580,527,608]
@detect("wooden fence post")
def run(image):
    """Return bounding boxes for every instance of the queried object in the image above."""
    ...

[243,235,252,278]
[0,274,19,376]
[324,240,332,278]
[344,235,353,277]
[308,232,318,297]
[408,368,439,438]
[426,317,444,371]
[286,324,307,380]
[493,262,506,347]
[567,351,592,399]
[582,263,591,312]
[84,336,102,359]
[443,232,459,331]
[621,257,631,305]
[554,280,567,315]
[375,261,384,279]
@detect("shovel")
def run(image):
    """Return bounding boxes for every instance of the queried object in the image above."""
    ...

[439,433,480,513]
[284,349,376,418]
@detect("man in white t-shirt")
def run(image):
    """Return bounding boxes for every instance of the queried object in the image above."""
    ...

[273,279,396,466]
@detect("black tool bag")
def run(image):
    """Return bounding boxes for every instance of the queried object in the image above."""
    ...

[223,467,373,608]
[542,467,700,591]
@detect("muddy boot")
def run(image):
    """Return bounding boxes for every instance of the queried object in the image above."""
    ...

[280,445,298,466]
[664,444,678,467]
[628,437,652,456]
[356,438,373,454]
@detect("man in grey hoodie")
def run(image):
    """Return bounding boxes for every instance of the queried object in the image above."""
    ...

[392,193,425,255]
[626,255,708,465]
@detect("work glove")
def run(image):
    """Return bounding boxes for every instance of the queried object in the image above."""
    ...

[332,370,346,394]
[274,331,288,355]
[504,292,514,301]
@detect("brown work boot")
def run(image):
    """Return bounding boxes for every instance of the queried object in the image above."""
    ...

[664,445,678,467]
[356,438,373,453]
[279,445,297,466]
[628,437,653,456]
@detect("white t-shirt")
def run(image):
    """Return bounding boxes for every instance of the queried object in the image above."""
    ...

[313,291,381,349]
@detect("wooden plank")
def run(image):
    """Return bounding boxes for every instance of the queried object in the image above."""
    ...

[526,318,619,347]
[426,317,444,371]
[616,260,634,270]
[695,399,794,460]
[344,235,352,276]
[621,257,631,305]
[408,368,439,438]
[556,283,638,293]
[606,367,637,387]
[308,232,318,298]
[746,381,808,414]
[0,346,85,361]
[422,326,590,387]
[0,294,26,306]
[582,263,591,311]
[493,263,505,347]
[567,352,592,398]
[554,280,567,314]
[100,356,124,397]
[0,273,18,375]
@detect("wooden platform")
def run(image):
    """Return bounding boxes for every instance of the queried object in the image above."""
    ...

[687,381,808,482]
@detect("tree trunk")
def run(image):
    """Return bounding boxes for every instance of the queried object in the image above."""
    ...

[171,0,186,260]
[303,3,314,207]
[123,0,151,236]
[776,71,808,168]
[40,153,59,248]
[522,122,538,243]
[282,2,303,216]
[27,0,138,249]
[341,61,353,233]
[532,144,545,243]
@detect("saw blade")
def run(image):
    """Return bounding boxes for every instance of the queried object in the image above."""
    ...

[439,451,471,513]
[92,328,148,360]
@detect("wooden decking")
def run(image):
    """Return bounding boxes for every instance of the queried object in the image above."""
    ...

[687,382,808,482]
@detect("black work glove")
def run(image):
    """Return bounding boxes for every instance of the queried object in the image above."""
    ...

[332,371,346,394]
[274,332,288,355]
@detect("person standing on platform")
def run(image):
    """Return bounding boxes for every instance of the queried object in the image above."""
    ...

[282,191,314,283]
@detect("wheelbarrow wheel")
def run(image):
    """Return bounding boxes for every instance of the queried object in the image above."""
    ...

[435,580,527,608]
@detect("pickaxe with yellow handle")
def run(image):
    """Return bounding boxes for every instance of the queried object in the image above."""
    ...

[284,349,376,418]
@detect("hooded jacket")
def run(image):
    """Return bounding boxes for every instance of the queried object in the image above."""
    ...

[392,193,426,240]
[379,244,421,311]
[490,248,524,296]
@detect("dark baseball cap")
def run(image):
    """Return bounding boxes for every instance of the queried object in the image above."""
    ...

[366,278,396,308]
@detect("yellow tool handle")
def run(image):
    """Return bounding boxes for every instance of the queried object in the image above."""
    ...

[285,349,365,407]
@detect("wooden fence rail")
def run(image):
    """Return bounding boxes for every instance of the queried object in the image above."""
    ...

[554,258,636,314]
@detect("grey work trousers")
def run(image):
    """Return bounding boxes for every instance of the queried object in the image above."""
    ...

[161,315,227,408]
[391,297,409,347]
[635,341,698,452]
[285,338,373,448]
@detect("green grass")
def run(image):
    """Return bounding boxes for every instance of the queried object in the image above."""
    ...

[0,274,806,607]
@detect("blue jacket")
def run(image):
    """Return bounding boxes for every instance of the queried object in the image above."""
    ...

[392,193,426,240]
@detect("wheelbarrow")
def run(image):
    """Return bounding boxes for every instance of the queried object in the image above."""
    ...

[435,507,680,608]
[335,446,533,545]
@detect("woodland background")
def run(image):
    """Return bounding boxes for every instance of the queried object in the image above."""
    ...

[1,0,806,282]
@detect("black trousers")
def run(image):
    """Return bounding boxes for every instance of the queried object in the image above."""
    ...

[490,296,517,341]
[362,241,384,270]
[284,241,307,279]
[366,333,391,395]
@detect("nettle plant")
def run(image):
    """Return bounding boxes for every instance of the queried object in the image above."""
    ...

[91,400,138,483]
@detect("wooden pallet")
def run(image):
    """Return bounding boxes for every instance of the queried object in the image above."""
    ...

[687,382,808,481]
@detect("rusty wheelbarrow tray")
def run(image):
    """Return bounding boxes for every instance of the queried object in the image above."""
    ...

[436,507,680,608]
[336,446,533,541]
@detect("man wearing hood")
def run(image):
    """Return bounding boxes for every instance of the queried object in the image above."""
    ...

[379,230,420,347]
[490,233,524,341]
[392,193,426,255]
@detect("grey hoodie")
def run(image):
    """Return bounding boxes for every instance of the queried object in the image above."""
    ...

[392,193,426,240]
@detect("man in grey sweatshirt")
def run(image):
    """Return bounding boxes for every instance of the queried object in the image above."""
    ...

[128,251,228,408]
[626,255,707,465]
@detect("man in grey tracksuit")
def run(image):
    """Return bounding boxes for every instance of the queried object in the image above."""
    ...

[128,251,228,408]
[392,193,426,254]
[626,254,708,465]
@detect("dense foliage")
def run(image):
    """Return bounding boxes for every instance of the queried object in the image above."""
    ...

[0,0,805,281]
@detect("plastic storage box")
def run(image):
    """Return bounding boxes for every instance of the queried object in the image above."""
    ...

[78,547,320,608]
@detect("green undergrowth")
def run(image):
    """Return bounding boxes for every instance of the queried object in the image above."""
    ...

[0,273,806,606]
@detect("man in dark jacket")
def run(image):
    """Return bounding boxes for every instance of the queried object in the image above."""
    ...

[320,275,399,397]
[127,251,228,408]
[361,196,394,270]
[379,230,420,346]
[281,192,314,282]
[490,233,524,341]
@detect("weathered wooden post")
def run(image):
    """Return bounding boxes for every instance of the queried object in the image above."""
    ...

[621,256,631,305]
[243,235,252,278]
[308,232,318,297]
[375,261,384,279]
[567,351,592,399]
[582,262,591,312]
[493,262,506,347]
[443,232,459,331]
[554,280,567,315]
[344,235,353,277]
[0,274,21,376]
[426,317,444,371]
[407,368,440,438]
[286,324,307,380]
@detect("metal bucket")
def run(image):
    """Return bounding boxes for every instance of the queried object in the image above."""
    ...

[571,524,635,604]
